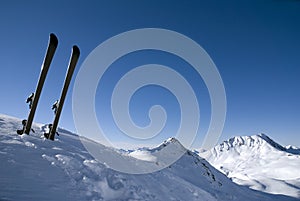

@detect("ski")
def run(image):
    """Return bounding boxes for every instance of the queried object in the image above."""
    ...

[17,33,58,135]
[44,45,80,140]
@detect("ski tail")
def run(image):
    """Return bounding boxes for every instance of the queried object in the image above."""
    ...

[18,33,58,135]
[45,45,80,140]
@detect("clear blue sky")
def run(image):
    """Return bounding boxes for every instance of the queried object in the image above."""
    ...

[0,0,299,148]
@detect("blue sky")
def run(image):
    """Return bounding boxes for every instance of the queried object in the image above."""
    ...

[0,0,299,148]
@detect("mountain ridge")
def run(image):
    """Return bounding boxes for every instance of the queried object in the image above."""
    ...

[214,133,299,154]
[199,133,300,198]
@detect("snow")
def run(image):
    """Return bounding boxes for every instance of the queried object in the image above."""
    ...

[128,150,158,162]
[0,114,299,201]
[199,133,300,198]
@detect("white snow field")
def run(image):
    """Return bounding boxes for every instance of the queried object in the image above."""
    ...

[199,134,300,199]
[0,114,298,201]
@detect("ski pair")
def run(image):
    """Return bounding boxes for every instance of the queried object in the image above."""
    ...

[17,33,80,141]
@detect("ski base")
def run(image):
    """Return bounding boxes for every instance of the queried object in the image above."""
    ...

[44,133,50,139]
[17,120,28,135]
[17,129,24,135]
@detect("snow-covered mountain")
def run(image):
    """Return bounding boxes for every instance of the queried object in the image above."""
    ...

[0,114,298,201]
[199,134,300,198]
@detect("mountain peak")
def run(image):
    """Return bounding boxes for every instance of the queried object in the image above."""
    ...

[148,137,187,155]
[164,137,181,145]
[160,137,186,149]
[200,133,300,199]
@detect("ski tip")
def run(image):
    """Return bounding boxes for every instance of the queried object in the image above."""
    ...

[72,45,80,56]
[49,33,58,47]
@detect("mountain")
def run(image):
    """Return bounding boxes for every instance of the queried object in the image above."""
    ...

[0,114,298,201]
[199,134,300,198]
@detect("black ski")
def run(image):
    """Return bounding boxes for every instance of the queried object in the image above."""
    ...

[17,33,58,135]
[44,45,80,140]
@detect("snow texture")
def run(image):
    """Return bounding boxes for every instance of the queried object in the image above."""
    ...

[199,134,300,198]
[0,114,298,201]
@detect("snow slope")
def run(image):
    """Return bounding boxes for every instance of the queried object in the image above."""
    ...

[0,114,298,201]
[199,134,300,198]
